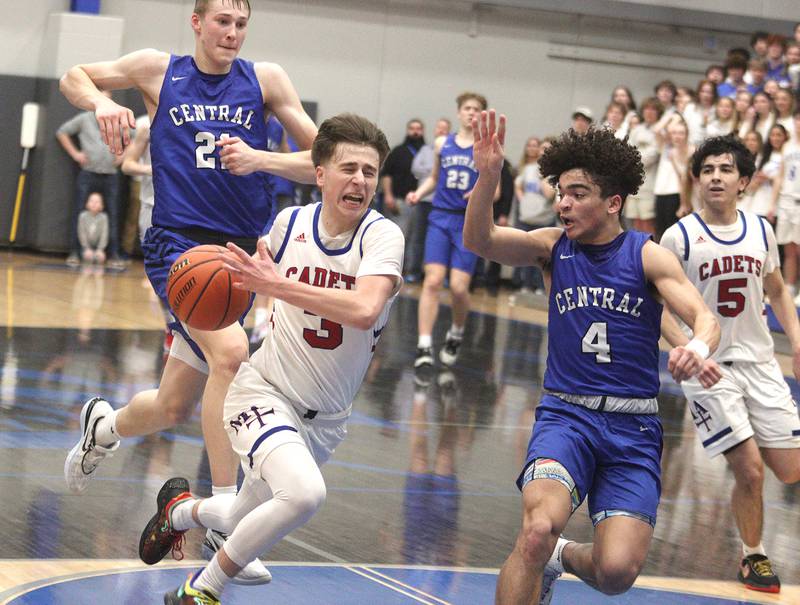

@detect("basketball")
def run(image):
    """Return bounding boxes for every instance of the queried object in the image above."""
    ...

[166,244,252,331]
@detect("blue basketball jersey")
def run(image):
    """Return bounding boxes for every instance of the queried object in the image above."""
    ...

[432,134,478,211]
[150,55,271,238]
[544,231,662,398]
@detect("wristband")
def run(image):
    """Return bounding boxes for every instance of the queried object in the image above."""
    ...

[685,338,710,360]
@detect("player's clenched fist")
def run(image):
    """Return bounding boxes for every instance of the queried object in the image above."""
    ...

[217,137,262,175]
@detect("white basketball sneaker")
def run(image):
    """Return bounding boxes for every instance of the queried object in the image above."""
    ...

[540,536,571,605]
[64,397,120,494]
[202,528,272,585]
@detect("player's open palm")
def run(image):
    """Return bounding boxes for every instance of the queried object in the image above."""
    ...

[95,97,135,155]
[472,109,506,177]
[222,240,282,296]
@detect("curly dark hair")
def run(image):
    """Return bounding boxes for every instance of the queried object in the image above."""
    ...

[690,135,755,179]
[538,127,644,201]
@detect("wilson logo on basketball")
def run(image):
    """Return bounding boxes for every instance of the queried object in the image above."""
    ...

[294,233,306,243]
[168,258,190,278]
[172,276,196,308]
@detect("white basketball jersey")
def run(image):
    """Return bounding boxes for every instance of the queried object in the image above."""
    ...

[661,210,779,363]
[250,203,403,414]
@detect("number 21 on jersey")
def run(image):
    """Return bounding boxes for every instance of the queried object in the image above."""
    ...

[196,132,230,170]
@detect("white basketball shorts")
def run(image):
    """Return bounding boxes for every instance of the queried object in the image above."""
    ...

[223,362,348,478]
[681,358,800,458]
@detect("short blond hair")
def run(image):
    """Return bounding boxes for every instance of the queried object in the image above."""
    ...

[456,92,487,111]
[194,0,251,17]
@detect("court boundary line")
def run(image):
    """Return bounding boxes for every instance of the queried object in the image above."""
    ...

[344,566,442,604]
[356,566,453,605]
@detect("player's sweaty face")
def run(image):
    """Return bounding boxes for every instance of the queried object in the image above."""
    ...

[318,143,380,219]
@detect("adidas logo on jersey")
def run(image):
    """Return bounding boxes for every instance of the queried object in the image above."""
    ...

[294,233,306,243]
[695,235,707,244]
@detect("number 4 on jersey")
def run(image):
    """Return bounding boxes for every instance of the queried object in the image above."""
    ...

[582,322,611,363]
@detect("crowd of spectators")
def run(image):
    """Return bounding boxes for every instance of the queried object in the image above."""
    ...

[374,23,800,302]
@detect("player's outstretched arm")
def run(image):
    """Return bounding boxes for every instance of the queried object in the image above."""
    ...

[221,240,398,330]
[256,62,317,151]
[463,110,560,266]
[217,138,317,183]
[643,240,720,384]
[60,49,167,154]
[763,268,800,380]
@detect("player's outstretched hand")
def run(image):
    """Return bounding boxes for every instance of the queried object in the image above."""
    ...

[221,239,282,296]
[94,97,135,155]
[217,137,262,175]
[472,109,506,177]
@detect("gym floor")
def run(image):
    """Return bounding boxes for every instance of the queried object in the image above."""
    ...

[0,252,797,604]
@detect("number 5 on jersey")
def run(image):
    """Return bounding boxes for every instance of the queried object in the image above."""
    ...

[582,322,611,363]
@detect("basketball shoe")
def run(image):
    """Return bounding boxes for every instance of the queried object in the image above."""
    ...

[414,346,434,369]
[738,554,781,593]
[438,334,462,366]
[539,536,571,605]
[64,397,119,493]
[139,477,192,565]
[202,528,272,585]
[164,572,220,605]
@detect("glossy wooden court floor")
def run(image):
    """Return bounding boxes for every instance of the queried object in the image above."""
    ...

[0,252,797,604]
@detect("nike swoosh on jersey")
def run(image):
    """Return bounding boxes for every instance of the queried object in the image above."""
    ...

[171,76,187,82]
[559,254,575,260]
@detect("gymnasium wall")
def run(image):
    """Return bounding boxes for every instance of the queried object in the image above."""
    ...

[0,0,796,251]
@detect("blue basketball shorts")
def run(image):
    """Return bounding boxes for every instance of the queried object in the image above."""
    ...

[141,226,254,363]
[423,209,479,274]
[517,394,663,526]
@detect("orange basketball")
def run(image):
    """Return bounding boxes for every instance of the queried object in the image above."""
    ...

[166,244,253,331]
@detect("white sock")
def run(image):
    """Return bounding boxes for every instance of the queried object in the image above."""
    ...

[192,556,230,598]
[743,542,766,557]
[447,325,464,340]
[418,334,432,348]
[170,498,201,531]
[94,409,120,447]
[212,485,237,497]
[254,306,268,326]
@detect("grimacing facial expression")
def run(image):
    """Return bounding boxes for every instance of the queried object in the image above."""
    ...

[316,143,380,222]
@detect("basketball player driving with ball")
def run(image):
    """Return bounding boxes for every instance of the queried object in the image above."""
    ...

[137,113,404,605]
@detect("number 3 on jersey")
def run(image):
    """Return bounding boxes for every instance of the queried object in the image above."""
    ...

[582,322,611,363]
[303,311,342,350]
